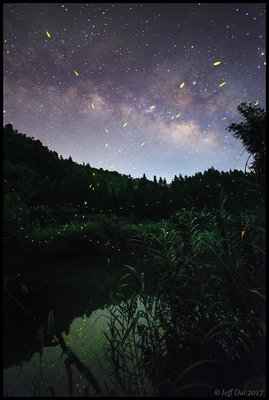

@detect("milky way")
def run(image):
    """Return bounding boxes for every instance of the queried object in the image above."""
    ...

[3,3,266,181]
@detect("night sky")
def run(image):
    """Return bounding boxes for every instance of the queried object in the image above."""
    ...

[3,3,266,181]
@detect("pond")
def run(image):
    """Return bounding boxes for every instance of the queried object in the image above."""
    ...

[3,252,144,396]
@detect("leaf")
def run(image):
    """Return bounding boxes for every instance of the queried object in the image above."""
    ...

[104,381,111,395]
[119,273,131,283]
[121,312,141,345]
[65,359,73,397]
[249,289,266,302]
[137,323,147,336]
[174,360,217,387]
[56,331,68,352]
[31,377,37,396]
[118,283,131,289]
[114,292,125,299]
[125,265,141,284]
[141,272,145,292]
[20,283,29,295]
[204,322,234,342]
[48,310,55,337]
[37,326,44,357]
[69,350,103,394]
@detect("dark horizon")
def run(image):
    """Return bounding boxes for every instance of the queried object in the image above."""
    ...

[3,121,254,183]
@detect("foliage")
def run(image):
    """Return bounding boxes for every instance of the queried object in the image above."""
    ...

[228,102,266,192]
[103,205,265,396]
[10,214,140,256]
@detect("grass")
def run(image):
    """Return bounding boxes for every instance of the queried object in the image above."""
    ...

[5,214,136,255]
[101,205,266,396]
[4,204,266,396]
[4,209,177,257]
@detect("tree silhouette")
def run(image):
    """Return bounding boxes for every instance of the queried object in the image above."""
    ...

[228,102,266,193]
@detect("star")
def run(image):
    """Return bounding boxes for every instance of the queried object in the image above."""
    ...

[3,2,265,180]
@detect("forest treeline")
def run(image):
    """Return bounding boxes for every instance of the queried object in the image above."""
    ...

[3,123,261,222]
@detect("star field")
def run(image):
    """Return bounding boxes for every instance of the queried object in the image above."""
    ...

[3,3,266,181]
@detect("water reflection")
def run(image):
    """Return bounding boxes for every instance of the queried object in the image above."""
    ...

[3,253,139,396]
[4,309,110,397]
[4,254,126,368]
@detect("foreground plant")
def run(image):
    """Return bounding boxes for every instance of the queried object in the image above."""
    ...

[103,204,265,396]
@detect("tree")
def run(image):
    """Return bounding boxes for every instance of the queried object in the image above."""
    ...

[228,102,266,192]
